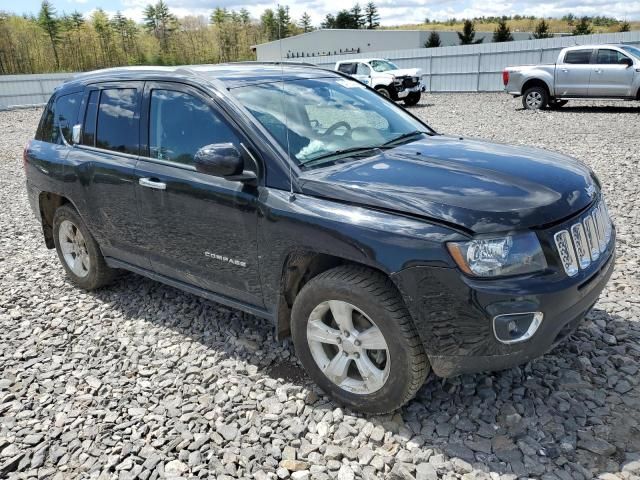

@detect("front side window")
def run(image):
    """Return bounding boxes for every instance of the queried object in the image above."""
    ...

[82,90,99,147]
[369,60,399,72]
[35,91,82,144]
[96,88,138,154]
[595,49,630,65]
[149,89,240,165]
[564,49,593,64]
[356,63,371,75]
[231,77,430,169]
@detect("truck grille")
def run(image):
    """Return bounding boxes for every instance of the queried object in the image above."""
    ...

[553,200,613,277]
[402,77,419,88]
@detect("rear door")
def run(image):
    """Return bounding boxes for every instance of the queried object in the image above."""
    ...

[555,49,593,96]
[353,63,372,86]
[134,81,263,306]
[65,82,148,268]
[589,48,635,97]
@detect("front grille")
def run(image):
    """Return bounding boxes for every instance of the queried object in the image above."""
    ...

[553,199,613,277]
[402,77,419,88]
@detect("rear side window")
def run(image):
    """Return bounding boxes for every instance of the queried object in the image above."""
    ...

[564,50,593,64]
[337,63,356,74]
[96,88,139,154]
[148,89,241,165]
[35,91,83,144]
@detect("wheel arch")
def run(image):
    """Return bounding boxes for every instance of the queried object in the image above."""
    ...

[275,250,395,339]
[522,78,552,97]
[39,192,72,249]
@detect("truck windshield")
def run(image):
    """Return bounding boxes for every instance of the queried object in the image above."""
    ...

[369,60,399,72]
[621,45,640,60]
[231,77,431,168]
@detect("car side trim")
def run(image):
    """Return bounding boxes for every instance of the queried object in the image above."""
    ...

[105,257,274,321]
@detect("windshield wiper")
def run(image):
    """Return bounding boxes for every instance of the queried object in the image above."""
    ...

[300,145,383,167]
[380,130,427,147]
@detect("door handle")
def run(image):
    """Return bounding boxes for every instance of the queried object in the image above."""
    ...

[561,68,569,73]
[139,177,166,190]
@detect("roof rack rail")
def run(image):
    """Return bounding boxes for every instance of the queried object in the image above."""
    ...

[222,60,321,68]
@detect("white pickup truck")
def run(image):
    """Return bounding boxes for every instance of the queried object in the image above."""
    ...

[335,58,424,106]
[503,44,640,110]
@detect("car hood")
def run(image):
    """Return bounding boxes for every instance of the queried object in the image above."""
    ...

[384,68,422,77]
[298,135,598,234]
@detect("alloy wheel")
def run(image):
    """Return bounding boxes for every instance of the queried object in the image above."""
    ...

[306,300,390,394]
[58,219,91,278]
[526,91,543,109]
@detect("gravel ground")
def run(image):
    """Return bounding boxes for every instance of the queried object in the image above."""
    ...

[1,94,640,480]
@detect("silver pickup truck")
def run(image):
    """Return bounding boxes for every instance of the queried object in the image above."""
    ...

[504,44,640,110]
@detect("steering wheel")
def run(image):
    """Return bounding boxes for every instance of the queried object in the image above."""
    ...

[323,121,352,137]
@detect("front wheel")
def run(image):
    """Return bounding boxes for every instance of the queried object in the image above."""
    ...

[291,265,430,414]
[53,204,116,290]
[403,92,421,106]
[522,86,549,110]
[375,86,391,99]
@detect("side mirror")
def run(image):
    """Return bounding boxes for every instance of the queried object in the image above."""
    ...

[620,57,633,67]
[72,124,81,144]
[194,143,257,183]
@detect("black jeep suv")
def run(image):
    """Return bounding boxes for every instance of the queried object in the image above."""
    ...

[24,63,615,413]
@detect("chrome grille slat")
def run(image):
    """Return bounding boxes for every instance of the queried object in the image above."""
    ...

[554,199,613,276]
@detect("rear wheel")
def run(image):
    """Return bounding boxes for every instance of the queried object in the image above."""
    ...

[375,86,391,99]
[291,265,429,414]
[53,204,116,290]
[522,86,548,110]
[403,92,421,106]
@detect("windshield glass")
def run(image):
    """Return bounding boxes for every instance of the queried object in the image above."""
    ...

[621,45,640,60]
[231,77,430,168]
[369,60,399,72]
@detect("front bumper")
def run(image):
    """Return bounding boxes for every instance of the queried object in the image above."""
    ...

[392,232,615,378]
[396,83,424,99]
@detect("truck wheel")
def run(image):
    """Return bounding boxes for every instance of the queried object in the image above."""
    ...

[52,204,116,290]
[522,86,548,110]
[403,92,421,106]
[291,265,429,414]
[375,86,391,99]
[549,99,568,109]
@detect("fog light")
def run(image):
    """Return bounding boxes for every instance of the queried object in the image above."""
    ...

[493,312,543,344]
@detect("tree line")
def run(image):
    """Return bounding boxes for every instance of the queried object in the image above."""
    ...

[0,1,383,74]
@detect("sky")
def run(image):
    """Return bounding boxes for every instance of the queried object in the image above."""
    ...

[2,0,639,27]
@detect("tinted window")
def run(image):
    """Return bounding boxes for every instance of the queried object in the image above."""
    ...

[149,89,240,165]
[337,63,356,74]
[564,50,593,64]
[96,88,138,154]
[82,90,99,147]
[35,92,82,144]
[595,49,629,65]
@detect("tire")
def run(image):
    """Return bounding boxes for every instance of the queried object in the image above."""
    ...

[549,99,568,109]
[291,265,430,414]
[522,86,549,110]
[375,86,391,99]
[52,204,116,290]
[403,92,421,106]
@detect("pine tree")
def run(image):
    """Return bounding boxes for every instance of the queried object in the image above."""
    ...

[572,17,592,35]
[618,21,630,32]
[364,2,380,30]
[299,12,312,33]
[321,14,336,29]
[533,19,552,39]
[351,4,365,29]
[457,20,483,45]
[260,9,277,41]
[424,31,441,48]
[144,0,176,53]
[493,18,513,42]
[38,0,60,68]
[275,5,291,38]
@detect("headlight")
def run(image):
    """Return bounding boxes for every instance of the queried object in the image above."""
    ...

[447,232,547,277]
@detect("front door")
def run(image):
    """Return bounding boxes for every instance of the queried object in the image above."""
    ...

[589,48,636,97]
[134,82,263,306]
[555,49,593,96]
